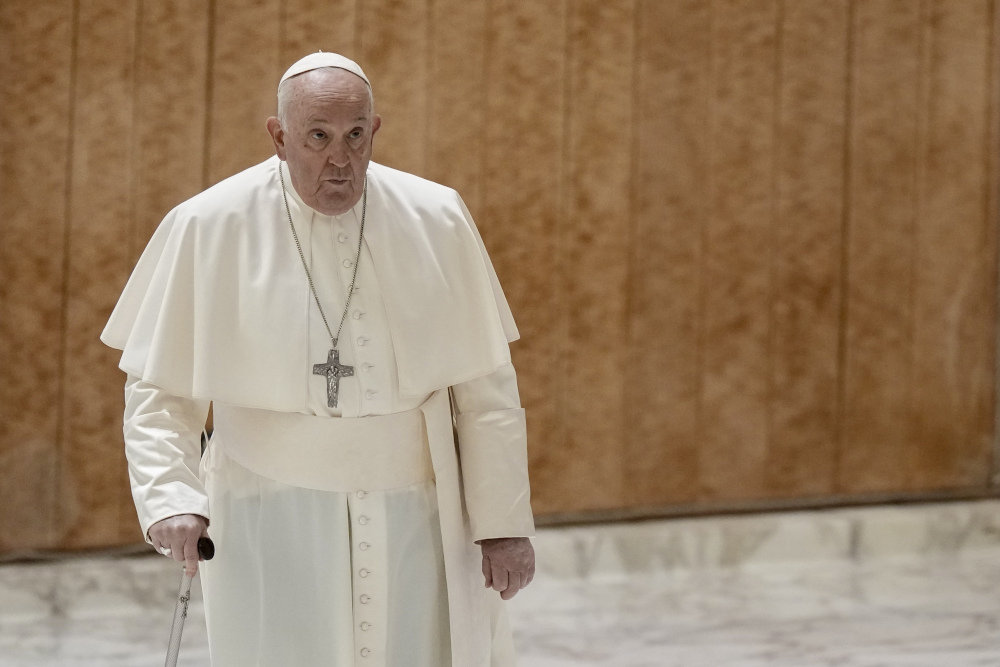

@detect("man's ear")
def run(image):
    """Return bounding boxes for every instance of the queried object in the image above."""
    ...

[266,116,286,160]
[371,114,382,137]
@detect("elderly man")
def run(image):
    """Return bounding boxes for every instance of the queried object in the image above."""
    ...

[101,52,535,667]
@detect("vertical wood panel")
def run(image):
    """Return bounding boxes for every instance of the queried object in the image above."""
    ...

[698,0,779,500]
[482,0,567,513]
[132,0,212,253]
[911,0,995,488]
[839,0,923,493]
[991,1,1000,489]
[626,0,710,506]
[765,0,849,496]
[0,0,75,551]
[57,0,138,549]
[208,0,282,184]
[554,0,635,511]
[281,0,357,64]
[426,0,487,207]
[359,0,430,175]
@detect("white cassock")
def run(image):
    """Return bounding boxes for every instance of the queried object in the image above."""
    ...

[101,155,536,667]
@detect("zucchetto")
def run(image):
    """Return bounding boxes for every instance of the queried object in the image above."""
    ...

[278,51,370,89]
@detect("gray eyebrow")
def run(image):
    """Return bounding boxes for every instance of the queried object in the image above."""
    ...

[306,116,368,124]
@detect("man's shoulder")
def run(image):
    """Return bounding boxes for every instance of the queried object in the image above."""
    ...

[368,161,459,206]
[171,157,277,224]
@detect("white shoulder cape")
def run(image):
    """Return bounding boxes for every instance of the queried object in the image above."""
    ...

[101,156,519,410]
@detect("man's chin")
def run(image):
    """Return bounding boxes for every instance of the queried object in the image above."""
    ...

[315,191,358,217]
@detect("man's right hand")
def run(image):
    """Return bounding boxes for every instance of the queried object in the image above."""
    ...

[148,514,210,576]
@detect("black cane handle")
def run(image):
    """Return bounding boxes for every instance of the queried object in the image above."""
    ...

[197,536,215,561]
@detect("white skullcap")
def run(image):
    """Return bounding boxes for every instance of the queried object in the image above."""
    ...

[278,51,371,89]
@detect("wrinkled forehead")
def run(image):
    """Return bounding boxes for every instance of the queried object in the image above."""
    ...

[284,70,374,123]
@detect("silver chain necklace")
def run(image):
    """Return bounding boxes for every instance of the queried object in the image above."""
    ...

[279,161,367,408]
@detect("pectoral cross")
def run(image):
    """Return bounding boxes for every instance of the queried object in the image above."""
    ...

[313,345,354,408]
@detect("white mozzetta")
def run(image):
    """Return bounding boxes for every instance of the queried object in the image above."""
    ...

[101,156,518,409]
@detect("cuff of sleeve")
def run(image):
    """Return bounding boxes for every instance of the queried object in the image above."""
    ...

[456,407,535,542]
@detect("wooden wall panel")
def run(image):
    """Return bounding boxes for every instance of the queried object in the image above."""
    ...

[360,0,429,174]
[626,0,710,507]
[765,0,849,497]
[839,0,924,493]
[56,0,139,549]
[553,0,635,512]
[425,0,487,208]
[207,0,282,184]
[0,0,75,551]
[698,0,779,501]
[909,0,995,488]
[482,0,567,513]
[132,0,212,253]
[2,0,1000,554]
[281,0,357,64]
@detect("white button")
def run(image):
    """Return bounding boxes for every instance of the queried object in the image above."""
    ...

[338,233,348,242]
[360,647,370,657]
[360,594,371,603]
[361,362,371,371]
[365,389,374,399]
[357,337,366,346]
[359,515,369,525]
[359,568,369,578]
[356,490,366,499]
[360,621,371,631]
[352,310,363,319]
[342,259,352,268]
[359,542,370,551]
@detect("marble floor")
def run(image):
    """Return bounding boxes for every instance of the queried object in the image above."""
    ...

[2,501,1000,666]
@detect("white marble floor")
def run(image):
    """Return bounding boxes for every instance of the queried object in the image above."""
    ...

[2,502,1000,666]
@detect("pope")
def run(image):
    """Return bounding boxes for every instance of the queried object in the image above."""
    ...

[101,52,536,667]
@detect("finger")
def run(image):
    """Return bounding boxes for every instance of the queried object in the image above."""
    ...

[183,535,200,576]
[169,538,186,563]
[491,564,509,593]
[482,554,493,588]
[501,572,522,600]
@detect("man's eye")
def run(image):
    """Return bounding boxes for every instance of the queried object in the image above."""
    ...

[311,132,325,140]
[350,130,362,139]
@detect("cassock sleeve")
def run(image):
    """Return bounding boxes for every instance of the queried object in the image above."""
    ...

[450,362,535,542]
[123,373,211,544]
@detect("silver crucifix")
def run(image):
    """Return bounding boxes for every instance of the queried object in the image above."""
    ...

[313,345,354,408]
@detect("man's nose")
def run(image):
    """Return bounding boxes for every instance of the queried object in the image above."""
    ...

[326,142,350,168]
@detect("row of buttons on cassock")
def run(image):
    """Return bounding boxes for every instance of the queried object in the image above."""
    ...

[355,489,373,659]
[337,229,379,404]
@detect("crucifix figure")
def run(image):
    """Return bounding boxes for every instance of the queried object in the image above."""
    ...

[313,345,354,408]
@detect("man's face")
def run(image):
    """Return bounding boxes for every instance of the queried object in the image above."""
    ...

[267,69,381,216]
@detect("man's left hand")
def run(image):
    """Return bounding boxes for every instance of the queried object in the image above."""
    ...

[478,536,535,600]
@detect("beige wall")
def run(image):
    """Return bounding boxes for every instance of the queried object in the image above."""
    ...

[1,0,998,553]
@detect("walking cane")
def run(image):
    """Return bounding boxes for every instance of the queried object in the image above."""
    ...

[164,536,215,667]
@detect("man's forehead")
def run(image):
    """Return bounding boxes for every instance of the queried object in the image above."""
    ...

[289,71,372,110]
[305,112,370,125]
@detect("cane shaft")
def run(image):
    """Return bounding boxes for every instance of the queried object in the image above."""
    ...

[164,572,194,667]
